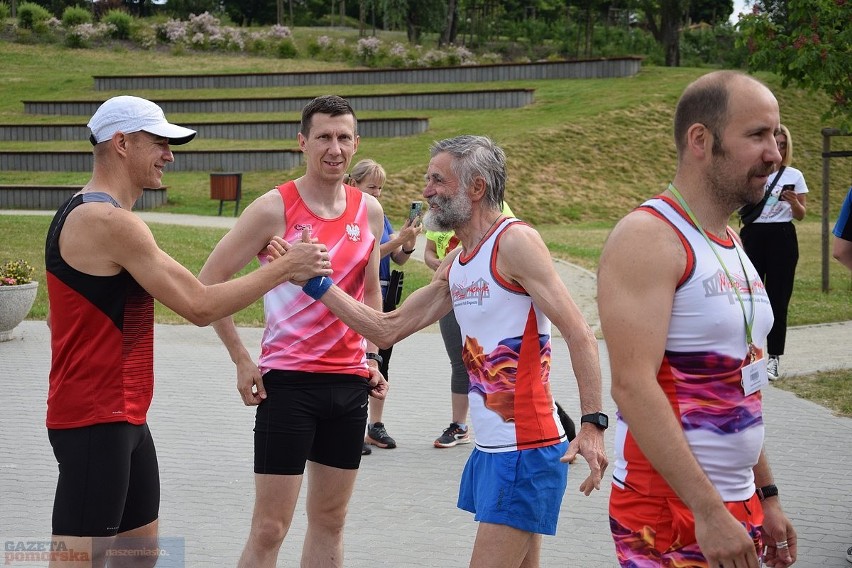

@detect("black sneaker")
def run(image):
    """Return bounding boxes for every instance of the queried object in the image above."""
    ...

[434,422,470,448]
[366,422,397,449]
[361,442,372,455]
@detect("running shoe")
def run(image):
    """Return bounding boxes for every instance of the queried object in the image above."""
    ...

[434,422,470,448]
[767,356,780,381]
[361,442,372,455]
[366,422,397,449]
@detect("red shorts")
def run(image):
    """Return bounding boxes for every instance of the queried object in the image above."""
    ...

[609,485,764,567]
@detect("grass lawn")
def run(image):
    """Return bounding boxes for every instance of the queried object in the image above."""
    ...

[1,38,849,415]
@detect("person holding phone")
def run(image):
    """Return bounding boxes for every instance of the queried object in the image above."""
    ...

[348,159,422,453]
[740,124,808,380]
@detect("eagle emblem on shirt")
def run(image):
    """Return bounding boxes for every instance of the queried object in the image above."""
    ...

[346,223,361,242]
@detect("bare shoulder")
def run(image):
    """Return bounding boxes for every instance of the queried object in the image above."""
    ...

[59,201,158,275]
[494,221,554,288]
[66,201,151,245]
[497,220,546,253]
[363,192,385,223]
[232,187,286,238]
[599,209,685,283]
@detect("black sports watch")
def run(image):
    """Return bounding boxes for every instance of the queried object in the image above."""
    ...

[580,412,609,430]
[365,352,383,366]
[756,484,778,501]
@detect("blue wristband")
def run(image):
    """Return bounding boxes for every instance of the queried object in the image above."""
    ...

[302,276,333,300]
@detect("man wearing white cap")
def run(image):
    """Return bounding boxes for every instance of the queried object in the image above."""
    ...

[44,95,339,567]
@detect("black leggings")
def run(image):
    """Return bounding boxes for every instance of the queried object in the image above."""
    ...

[740,221,799,356]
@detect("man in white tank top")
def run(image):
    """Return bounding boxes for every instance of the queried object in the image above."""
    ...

[598,71,797,567]
[299,135,608,568]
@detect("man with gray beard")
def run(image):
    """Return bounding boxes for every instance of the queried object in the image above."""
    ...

[281,135,608,568]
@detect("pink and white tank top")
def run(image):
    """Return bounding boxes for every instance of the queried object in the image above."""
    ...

[257,181,375,377]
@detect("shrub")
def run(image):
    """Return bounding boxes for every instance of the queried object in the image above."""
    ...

[17,2,51,30]
[356,36,381,64]
[61,6,91,28]
[65,22,114,48]
[0,2,11,21]
[103,9,132,40]
[275,39,297,59]
[129,21,157,49]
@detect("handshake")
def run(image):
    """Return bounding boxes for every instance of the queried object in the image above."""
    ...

[264,229,334,292]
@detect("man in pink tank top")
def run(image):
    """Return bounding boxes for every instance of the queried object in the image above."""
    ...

[198,95,387,568]
[284,135,608,568]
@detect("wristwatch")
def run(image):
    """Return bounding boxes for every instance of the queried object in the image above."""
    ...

[580,412,609,430]
[365,352,383,366]
[757,484,778,501]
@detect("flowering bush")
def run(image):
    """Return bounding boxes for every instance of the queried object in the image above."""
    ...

[0,259,35,286]
[2,9,508,67]
[65,21,115,48]
[356,36,382,63]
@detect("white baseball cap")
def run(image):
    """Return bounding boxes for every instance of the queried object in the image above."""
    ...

[87,95,196,145]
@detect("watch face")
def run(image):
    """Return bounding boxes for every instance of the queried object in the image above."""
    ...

[582,412,608,429]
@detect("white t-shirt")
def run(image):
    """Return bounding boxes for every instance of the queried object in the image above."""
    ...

[754,166,808,224]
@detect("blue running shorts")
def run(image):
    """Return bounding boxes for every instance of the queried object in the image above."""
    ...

[457,441,569,535]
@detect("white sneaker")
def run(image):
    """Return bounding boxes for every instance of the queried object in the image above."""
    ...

[767,356,779,381]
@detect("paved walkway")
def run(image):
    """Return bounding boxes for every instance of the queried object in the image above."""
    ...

[1,210,851,567]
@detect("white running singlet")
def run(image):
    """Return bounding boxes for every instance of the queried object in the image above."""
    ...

[449,217,566,453]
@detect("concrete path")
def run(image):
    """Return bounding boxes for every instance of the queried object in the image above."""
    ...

[1,209,850,567]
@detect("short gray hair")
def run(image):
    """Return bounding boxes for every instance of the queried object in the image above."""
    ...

[430,135,506,211]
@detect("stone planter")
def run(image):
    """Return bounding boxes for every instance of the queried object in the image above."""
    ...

[0,281,39,342]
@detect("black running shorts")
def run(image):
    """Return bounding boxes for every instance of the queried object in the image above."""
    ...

[254,371,370,475]
[48,422,160,537]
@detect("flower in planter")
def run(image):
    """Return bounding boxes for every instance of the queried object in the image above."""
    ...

[0,259,35,286]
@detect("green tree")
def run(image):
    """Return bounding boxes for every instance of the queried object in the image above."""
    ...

[737,0,851,131]
[638,0,688,66]
[688,0,733,25]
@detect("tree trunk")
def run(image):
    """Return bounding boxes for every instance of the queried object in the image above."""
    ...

[585,5,594,57]
[277,0,284,25]
[660,0,683,67]
[440,0,458,47]
[644,0,685,67]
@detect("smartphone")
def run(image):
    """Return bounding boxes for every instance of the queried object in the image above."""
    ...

[408,200,423,222]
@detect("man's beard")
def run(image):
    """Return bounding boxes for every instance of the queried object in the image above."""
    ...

[708,144,775,212]
[422,190,473,232]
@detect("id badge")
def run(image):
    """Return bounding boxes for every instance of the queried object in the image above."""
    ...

[741,357,769,396]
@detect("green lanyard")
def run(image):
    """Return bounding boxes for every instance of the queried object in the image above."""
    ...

[667,183,756,353]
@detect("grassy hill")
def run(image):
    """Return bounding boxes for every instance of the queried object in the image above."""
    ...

[1,37,850,328]
[1,40,848,224]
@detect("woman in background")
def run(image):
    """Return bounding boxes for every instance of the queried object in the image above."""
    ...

[348,159,421,454]
[740,124,808,380]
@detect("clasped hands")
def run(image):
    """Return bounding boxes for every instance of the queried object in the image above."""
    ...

[264,229,332,285]
[264,231,389,400]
